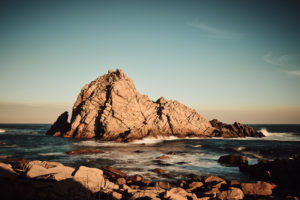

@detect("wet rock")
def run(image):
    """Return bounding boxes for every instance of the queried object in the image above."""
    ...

[217,187,244,200]
[101,166,127,178]
[66,149,104,155]
[152,168,165,174]
[241,181,276,196]
[218,154,248,166]
[210,119,264,138]
[73,166,105,193]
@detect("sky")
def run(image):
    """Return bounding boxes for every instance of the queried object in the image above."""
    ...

[0,0,300,124]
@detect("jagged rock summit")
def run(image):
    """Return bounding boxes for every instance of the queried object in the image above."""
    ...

[47,69,263,141]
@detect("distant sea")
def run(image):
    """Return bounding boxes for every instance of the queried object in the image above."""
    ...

[0,124,300,181]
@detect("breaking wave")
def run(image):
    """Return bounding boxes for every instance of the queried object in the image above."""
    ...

[259,128,300,141]
[0,129,6,133]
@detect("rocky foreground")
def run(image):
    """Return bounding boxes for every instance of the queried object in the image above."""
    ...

[47,69,263,141]
[1,155,299,200]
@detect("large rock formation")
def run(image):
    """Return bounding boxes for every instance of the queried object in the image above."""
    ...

[47,69,263,141]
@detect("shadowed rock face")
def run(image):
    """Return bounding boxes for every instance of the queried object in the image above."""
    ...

[47,69,263,141]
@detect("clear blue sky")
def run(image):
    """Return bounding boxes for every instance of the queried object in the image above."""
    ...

[1,0,300,123]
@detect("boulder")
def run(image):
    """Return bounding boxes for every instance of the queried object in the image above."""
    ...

[217,187,244,200]
[203,175,227,189]
[24,160,75,181]
[101,166,127,178]
[218,154,248,166]
[73,166,105,193]
[241,181,276,196]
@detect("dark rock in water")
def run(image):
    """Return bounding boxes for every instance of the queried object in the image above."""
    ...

[218,154,248,166]
[152,168,166,174]
[240,154,300,196]
[66,149,104,155]
[210,119,265,138]
[46,112,70,136]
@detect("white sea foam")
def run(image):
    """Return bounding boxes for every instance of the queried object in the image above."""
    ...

[259,128,300,141]
[234,146,246,151]
[193,144,202,148]
[39,152,65,156]
[130,136,180,144]
[0,129,6,133]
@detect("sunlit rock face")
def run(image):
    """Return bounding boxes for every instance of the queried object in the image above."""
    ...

[47,69,214,141]
[47,69,263,141]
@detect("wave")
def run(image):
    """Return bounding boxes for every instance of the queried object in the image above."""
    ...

[38,152,65,156]
[0,129,6,133]
[258,128,300,141]
[130,136,180,144]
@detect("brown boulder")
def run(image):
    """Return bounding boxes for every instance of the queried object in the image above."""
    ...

[218,154,248,166]
[101,166,127,178]
[241,181,276,196]
[73,166,105,193]
[24,160,75,181]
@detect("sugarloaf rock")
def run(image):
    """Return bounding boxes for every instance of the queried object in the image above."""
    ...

[47,69,264,141]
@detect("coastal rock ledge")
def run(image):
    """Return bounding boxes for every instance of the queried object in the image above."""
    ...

[47,69,264,141]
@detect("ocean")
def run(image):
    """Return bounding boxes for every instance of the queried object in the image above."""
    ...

[0,124,299,182]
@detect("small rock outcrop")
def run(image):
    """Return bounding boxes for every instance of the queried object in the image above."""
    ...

[47,69,264,141]
[210,119,264,138]
[218,154,248,166]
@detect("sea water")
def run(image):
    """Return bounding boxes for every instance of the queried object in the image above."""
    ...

[0,124,299,181]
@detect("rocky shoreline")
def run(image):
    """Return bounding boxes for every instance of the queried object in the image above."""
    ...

[1,154,299,200]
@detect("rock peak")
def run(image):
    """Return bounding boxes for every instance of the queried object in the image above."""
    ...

[47,69,264,141]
